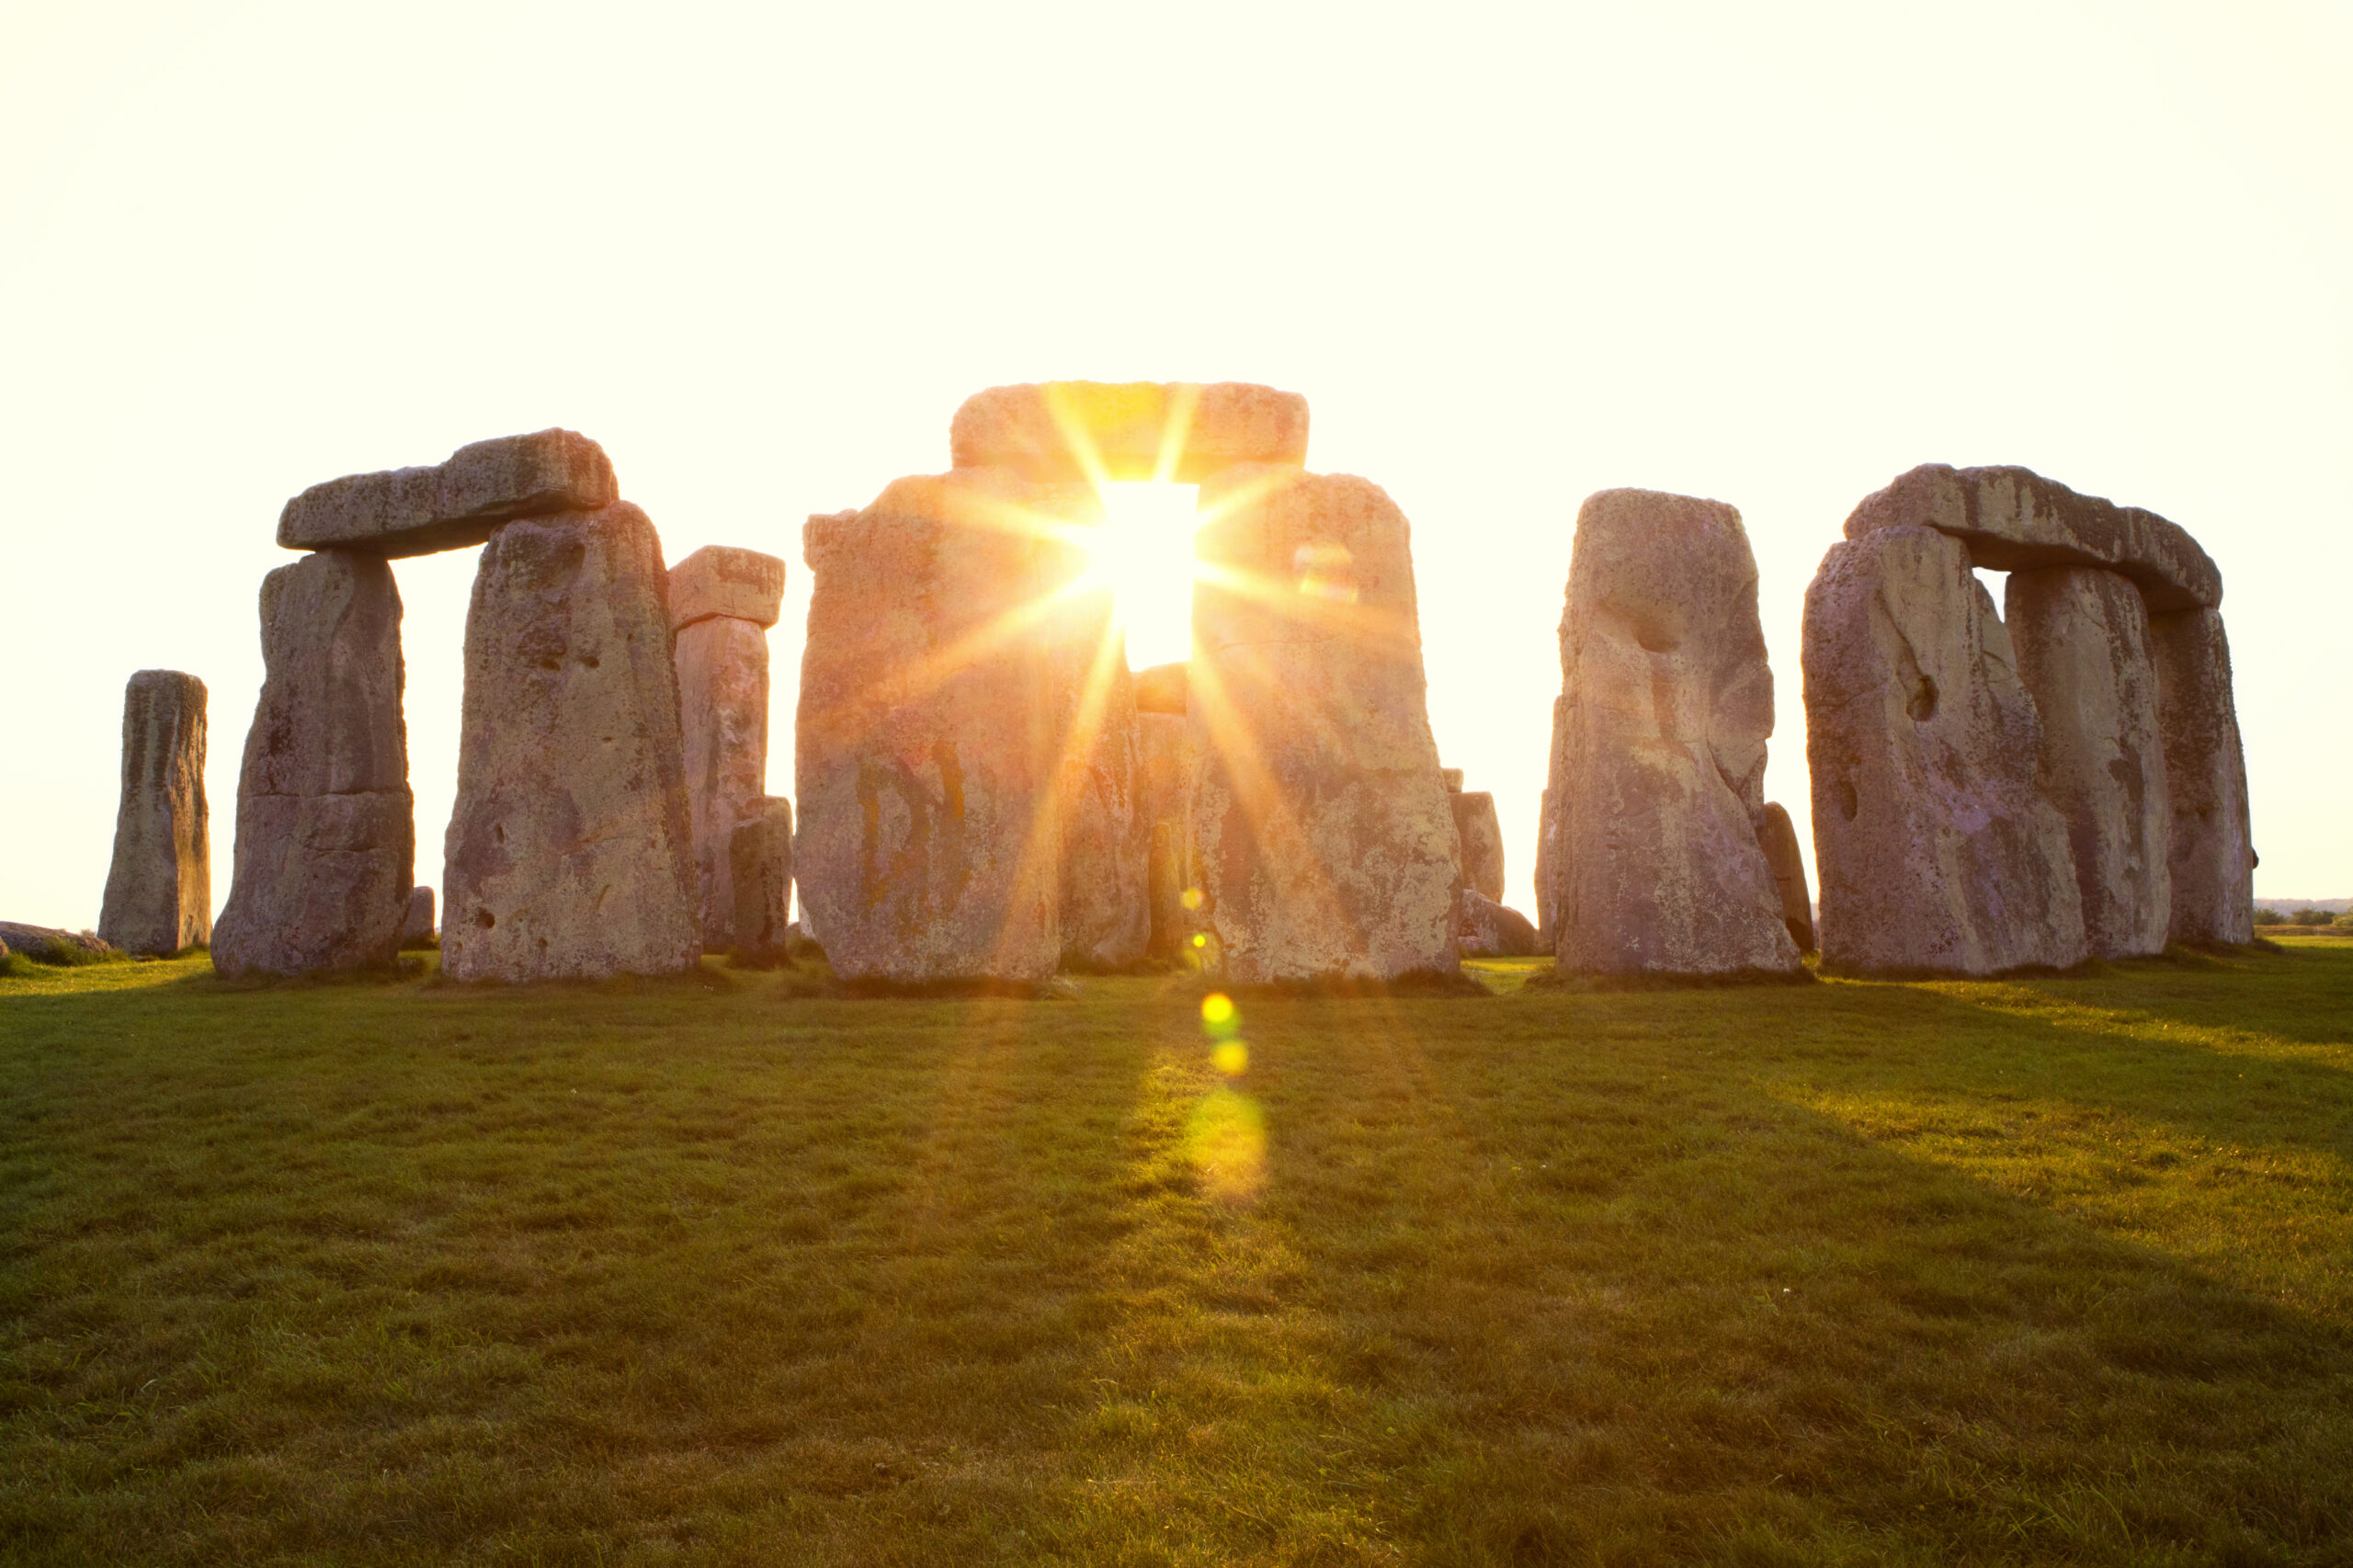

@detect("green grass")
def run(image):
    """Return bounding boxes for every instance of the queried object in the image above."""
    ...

[2,939,2350,1565]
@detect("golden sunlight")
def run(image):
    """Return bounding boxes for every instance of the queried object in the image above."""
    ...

[1086,482,1200,669]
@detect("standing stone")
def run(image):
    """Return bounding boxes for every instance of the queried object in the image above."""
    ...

[1190,465,1459,983]
[1752,802,1815,956]
[1543,491,1801,976]
[97,670,210,956]
[213,551,414,975]
[1136,710,1200,959]
[1459,889,1542,957]
[669,546,787,950]
[794,472,1067,984]
[401,886,436,947]
[440,504,699,983]
[2150,608,2255,944]
[1048,610,1151,971]
[1451,790,1506,903]
[1802,526,2086,973]
[729,796,795,964]
[1534,695,1569,947]
[2006,568,2172,958]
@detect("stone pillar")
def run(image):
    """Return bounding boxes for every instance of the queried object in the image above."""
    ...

[97,670,211,956]
[1450,790,1505,904]
[440,503,699,982]
[1802,526,2086,974]
[212,551,414,975]
[729,795,795,964]
[668,546,787,951]
[1752,801,1815,956]
[1042,562,1151,971]
[2149,607,2254,944]
[793,472,1066,984]
[2006,567,2172,958]
[401,886,435,948]
[1542,490,1800,976]
[1190,465,1459,983]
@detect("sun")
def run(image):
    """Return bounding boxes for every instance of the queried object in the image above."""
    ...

[1086,482,1201,668]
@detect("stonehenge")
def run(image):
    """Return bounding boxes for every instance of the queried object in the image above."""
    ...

[212,550,415,975]
[1191,464,1460,983]
[1805,464,2250,971]
[1540,491,1803,977]
[440,505,700,983]
[97,670,210,956]
[670,546,788,950]
[142,399,2256,995]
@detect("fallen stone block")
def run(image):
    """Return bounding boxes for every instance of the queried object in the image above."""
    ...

[97,670,210,956]
[1752,802,1816,956]
[1459,890,1542,957]
[277,429,617,559]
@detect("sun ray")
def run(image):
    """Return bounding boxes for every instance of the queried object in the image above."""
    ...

[1152,382,1202,485]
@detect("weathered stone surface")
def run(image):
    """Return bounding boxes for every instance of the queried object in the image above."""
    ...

[1803,525,2086,973]
[212,551,414,976]
[278,429,617,559]
[401,886,435,947]
[2006,567,2172,958]
[1534,696,1568,946]
[1847,464,2220,613]
[676,614,773,949]
[1543,491,1801,976]
[440,504,700,983]
[729,796,795,963]
[1458,890,1542,958]
[951,381,1309,483]
[1133,661,1188,715]
[1047,595,1150,970]
[2150,608,2255,943]
[1439,767,1464,793]
[1190,465,1459,982]
[97,670,210,956]
[0,923,117,961]
[794,472,1070,983]
[1451,790,1505,903]
[1136,710,1200,959]
[669,545,786,631]
[1753,802,1815,956]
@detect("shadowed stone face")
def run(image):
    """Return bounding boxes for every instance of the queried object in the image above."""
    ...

[440,504,699,983]
[2150,607,2254,944]
[1803,525,2086,974]
[794,472,1074,983]
[2006,567,2171,959]
[98,670,210,957]
[729,796,795,964]
[1189,465,1459,983]
[1542,490,1800,976]
[1752,801,1815,957]
[1045,598,1150,971]
[212,551,413,976]
[1135,710,1200,960]
[1450,790,1505,904]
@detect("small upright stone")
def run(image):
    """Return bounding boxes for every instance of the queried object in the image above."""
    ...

[97,670,210,956]
[1047,600,1150,971]
[1191,465,1459,982]
[1439,767,1464,793]
[401,886,436,948]
[2006,567,2172,958]
[729,796,795,965]
[1543,490,1801,976]
[1451,790,1505,904]
[669,546,788,949]
[212,551,414,975]
[440,504,699,983]
[1135,710,1200,960]
[2150,608,2255,943]
[278,430,618,559]
[1802,526,2086,973]
[1752,802,1815,956]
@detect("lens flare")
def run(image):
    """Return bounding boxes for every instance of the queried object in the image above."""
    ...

[1200,993,1234,1026]
[1211,1040,1249,1076]
[1186,1087,1266,1203]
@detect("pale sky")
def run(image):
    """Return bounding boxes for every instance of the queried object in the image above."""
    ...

[4,0,2348,931]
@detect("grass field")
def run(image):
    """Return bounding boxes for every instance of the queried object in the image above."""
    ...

[2,938,2349,1566]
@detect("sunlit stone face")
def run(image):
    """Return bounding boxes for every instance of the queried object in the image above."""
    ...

[1085,482,1200,668]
